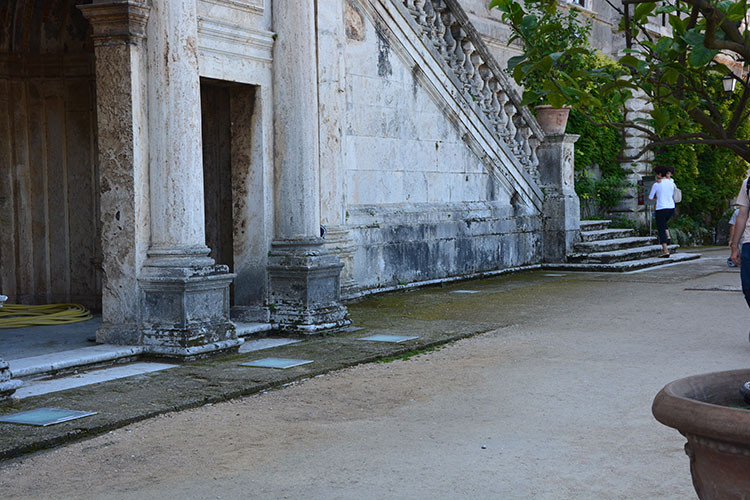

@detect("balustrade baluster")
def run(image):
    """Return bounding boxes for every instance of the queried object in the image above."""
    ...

[461,39,475,88]
[430,2,448,56]
[520,126,532,167]
[505,104,519,154]
[478,67,493,114]
[470,54,485,97]
[496,92,511,140]
[422,1,437,40]
[441,13,457,66]
[414,0,427,25]
[398,0,547,183]
[451,27,467,81]
[488,79,503,132]
[529,134,540,173]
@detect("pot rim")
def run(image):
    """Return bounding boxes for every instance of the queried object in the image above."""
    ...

[652,368,750,446]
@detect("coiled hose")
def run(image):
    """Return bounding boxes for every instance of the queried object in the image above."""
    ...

[0,303,92,329]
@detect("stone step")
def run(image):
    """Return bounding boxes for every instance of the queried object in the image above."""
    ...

[546,252,701,272]
[232,321,274,337]
[574,236,657,253]
[567,244,679,264]
[580,228,635,242]
[580,220,611,232]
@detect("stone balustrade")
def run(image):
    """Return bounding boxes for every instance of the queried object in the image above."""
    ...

[401,0,544,183]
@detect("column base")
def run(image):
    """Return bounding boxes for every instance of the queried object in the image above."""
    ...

[137,262,239,357]
[268,238,350,333]
[0,360,22,400]
[322,225,357,296]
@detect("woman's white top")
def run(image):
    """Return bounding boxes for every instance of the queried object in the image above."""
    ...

[649,178,676,210]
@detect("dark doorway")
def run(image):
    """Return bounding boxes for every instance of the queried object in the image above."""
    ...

[200,80,234,274]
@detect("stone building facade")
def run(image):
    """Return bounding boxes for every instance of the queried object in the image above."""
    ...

[0,0,581,393]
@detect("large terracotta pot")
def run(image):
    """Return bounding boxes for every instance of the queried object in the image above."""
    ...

[534,105,570,135]
[652,369,750,499]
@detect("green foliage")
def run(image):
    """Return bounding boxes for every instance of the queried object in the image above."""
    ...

[608,214,643,232]
[491,0,598,107]
[668,216,714,246]
[491,0,750,162]
[654,77,750,226]
[565,56,629,213]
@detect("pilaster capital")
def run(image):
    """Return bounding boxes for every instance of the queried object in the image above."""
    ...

[79,1,150,46]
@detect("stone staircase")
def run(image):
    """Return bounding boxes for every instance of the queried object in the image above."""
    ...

[372,0,546,210]
[547,220,700,272]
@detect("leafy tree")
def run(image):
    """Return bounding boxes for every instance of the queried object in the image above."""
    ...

[491,0,750,163]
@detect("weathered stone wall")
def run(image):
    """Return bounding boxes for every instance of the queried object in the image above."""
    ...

[338,0,542,294]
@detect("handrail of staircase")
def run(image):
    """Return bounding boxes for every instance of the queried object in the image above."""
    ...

[399,0,546,183]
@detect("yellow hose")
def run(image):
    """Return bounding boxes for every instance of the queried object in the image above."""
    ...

[0,304,92,329]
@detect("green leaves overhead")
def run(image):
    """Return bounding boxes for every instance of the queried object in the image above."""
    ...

[491,0,750,163]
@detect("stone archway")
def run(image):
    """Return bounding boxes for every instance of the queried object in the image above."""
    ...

[0,0,101,310]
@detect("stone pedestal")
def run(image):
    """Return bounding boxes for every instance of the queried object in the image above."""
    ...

[0,358,21,400]
[0,295,20,399]
[139,261,236,356]
[537,134,581,263]
[137,0,238,356]
[269,0,349,331]
[268,239,349,332]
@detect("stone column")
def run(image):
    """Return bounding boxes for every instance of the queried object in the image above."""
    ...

[537,134,581,263]
[138,0,238,356]
[269,0,349,332]
[79,0,151,344]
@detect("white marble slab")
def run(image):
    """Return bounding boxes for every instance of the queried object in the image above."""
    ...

[238,338,300,353]
[15,362,177,399]
[9,345,145,378]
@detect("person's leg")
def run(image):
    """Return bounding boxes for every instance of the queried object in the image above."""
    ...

[655,209,669,255]
[741,243,750,308]
[664,208,674,249]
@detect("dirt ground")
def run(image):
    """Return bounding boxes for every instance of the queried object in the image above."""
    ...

[1,254,747,499]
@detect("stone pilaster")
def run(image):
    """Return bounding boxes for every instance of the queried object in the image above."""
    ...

[139,0,238,356]
[537,134,581,263]
[79,1,151,344]
[270,0,349,332]
[317,2,356,295]
[617,88,654,224]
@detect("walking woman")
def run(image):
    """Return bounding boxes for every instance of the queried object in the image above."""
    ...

[649,165,676,258]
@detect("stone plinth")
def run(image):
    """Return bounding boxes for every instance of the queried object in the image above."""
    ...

[139,262,238,357]
[0,359,21,400]
[537,134,581,263]
[268,239,350,332]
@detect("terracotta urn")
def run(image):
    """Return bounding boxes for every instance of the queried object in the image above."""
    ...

[652,369,750,499]
[534,105,571,135]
